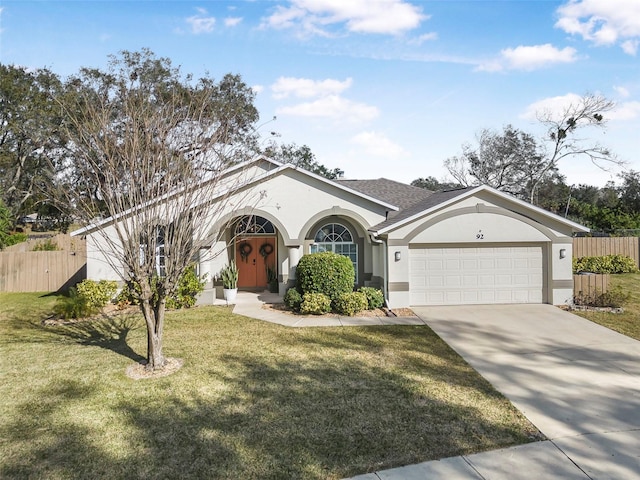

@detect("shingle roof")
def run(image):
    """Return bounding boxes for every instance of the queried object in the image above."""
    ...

[368,187,476,233]
[336,178,433,213]
[336,178,476,233]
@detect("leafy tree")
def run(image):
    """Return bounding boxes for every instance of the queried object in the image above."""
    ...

[55,49,261,371]
[410,176,461,191]
[444,125,551,201]
[0,196,12,249]
[618,170,640,214]
[0,64,65,225]
[264,143,343,179]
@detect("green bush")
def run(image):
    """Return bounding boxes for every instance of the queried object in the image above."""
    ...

[166,266,206,309]
[573,254,639,274]
[574,286,631,308]
[299,292,332,315]
[32,238,59,251]
[284,287,303,311]
[358,287,384,310]
[76,279,118,310]
[2,232,28,249]
[115,266,206,310]
[53,287,95,319]
[296,252,354,303]
[334,291,368,316]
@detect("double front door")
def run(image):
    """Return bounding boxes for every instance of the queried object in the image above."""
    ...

[236,237,276,289]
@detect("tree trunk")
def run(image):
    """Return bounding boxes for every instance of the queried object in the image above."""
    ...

[140,297,167,370]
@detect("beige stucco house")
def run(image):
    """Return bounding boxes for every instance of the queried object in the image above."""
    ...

[75,156,588,308]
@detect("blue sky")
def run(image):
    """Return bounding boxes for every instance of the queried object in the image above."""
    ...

[1,0,639,187]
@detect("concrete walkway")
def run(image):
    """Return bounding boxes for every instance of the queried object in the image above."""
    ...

[199,292,640,479]
[198,289,428,327]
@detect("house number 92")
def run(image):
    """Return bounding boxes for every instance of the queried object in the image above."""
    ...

[476,230,484,240]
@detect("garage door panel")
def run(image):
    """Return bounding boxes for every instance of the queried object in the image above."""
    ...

[410,245,543,305]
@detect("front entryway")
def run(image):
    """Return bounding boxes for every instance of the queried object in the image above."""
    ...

[236,237,276,289]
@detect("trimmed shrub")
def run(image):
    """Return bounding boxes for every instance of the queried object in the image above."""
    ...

[299,292,331,315]
[284,287,303,311]
[573,254,638,274]
[53,287,95,319]
[358,287,384,310]
[166,266,207,309]
[115,266,206,310]
[296,252,354,303]
[76,279,118,310]
[334,291,368,316]
[574,286,631,308]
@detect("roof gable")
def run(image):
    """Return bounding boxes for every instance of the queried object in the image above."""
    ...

[370,185,589,235]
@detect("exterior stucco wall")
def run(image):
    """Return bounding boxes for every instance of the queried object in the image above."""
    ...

[85,225,124,282]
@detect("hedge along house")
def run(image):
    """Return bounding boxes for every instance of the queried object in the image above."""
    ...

[74,156,589,308]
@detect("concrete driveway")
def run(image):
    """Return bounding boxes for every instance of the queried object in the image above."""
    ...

[412,304,640,479]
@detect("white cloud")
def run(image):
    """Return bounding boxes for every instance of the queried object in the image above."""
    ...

[478,44,578,72]
[350,131,408,157]
[614,85,630,97]
[520,92,639,123]
[186,9,216,34]
[224,17,243,27]
[252,85,265,95]
[408,32,438,46]
[556,0,640,55]
[271,77,352,99]
[276,95,379,123]
[621,39,639,55]
[520,93,585,120]
[609,101,640,120]
[262,0,426,36]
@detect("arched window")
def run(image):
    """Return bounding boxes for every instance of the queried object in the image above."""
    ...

[235,215,275,235]
[311,223,357,282]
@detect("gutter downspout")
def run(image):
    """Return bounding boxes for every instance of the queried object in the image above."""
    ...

[369,233,391,309]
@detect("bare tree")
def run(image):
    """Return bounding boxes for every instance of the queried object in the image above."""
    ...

[444,94,623,205]
[533,93,622,204]
[56,50,261,371]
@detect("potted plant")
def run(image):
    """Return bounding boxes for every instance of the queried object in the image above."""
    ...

[266,266,278,293]
[220,261,239,304]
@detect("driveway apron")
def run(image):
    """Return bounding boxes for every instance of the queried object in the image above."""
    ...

[413,304,640,479]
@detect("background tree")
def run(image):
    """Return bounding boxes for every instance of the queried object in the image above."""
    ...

[532,93,621,203]
[263,143,344,179]
[443,94,621,205]
[410,176,461,191]
[0,64,65,226]
[56,50,261,371]
[444,125,551,201]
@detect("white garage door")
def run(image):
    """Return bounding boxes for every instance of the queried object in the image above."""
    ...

[409,246,544,305]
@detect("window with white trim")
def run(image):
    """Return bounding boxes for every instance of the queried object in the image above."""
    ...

[310,223,357,283]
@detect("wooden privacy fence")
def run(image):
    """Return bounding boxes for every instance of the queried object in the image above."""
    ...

[573,236,640,267]
[0,234,86,292]
[573,273,609,301]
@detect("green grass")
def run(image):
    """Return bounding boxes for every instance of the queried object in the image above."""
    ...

[574,273,640,341]
[0,293,541,479]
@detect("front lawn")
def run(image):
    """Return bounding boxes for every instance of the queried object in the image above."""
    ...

[573,273,640,341]
[0,292,540,479]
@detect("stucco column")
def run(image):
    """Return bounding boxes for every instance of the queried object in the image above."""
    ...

[287,245,301,282]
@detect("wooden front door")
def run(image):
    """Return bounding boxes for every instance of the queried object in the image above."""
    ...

[236,237,276,289]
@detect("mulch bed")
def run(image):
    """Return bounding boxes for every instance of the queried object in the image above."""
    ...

[262,302,417,318]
